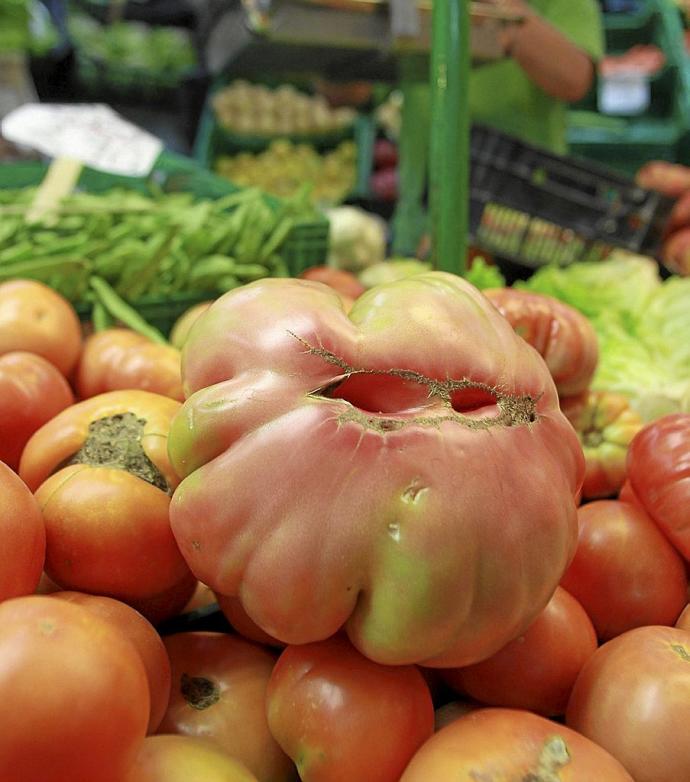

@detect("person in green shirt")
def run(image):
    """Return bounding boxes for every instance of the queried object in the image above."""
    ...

[397,0,605,254]
[471,0,605,154]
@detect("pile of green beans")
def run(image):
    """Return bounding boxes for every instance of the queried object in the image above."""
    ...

[0,185,313,306]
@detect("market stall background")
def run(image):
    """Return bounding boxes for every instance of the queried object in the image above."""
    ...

[2,1,690,781]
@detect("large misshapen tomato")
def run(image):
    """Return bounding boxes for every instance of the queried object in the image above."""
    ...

[0,595,149,782]
[561,390,644,500]
[19,390,191,608]
[0,351,74,470]
[439,586,597,717]
[626,413,690,559]
[124,735,259,782]
[484,287,598,398]
[400,707,634,781]
[159,632,295,782]
[266,635,434,782]
[169,274,583,667]
[560,500,687,640]
[0,279,82,377]
[567,625,690,782]
[0,461,45,600]
[76,329,184,402]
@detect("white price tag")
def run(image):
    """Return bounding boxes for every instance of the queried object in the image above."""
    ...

[599,73,651,116]
[1,103,163,177]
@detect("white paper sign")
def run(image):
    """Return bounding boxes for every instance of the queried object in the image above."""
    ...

[1,103,163,177]
[599,74,651,117]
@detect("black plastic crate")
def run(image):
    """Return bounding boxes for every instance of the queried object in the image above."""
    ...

[469,125,673,277]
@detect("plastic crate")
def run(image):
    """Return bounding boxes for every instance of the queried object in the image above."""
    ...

[568,0,690,173]
[0,151,329,329]
[469,125,673,278]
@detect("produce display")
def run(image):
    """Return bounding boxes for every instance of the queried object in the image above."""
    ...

[68,13,197,91]
[5,8,690,776]
[212,81,357,138]
[0,184,315,318]
[215,140,357,206]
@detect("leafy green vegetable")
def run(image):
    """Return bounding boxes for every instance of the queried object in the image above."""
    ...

[464,258,505,291]
[519,254,690,421]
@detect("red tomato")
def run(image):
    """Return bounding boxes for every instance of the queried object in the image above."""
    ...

[626,413,690,559]
[0,279,82,376]
[52,591,171,734]
[216,593,284,647]
[76,329,184,401]
[159,632,295,782]
[169,302,214,351]
[0,462,45,600]
[561,500,687,640]
[266,636,434,782]
[0,595,149,782]
[124,735,259,782]
[439,587,597,716]
[0,352,74,470]
[19,390,190,607]
[567,625,690,782]
[401,708,634,780]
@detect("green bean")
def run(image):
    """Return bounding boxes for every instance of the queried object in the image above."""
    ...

[90,276,167,345]
[92,301,114,332]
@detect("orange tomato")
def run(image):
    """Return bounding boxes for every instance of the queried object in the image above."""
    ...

[124,735,259,782]
[76,329,183,401]
[401,708,634,781]
[19,390,190,607]
[567,626,690,782]
[169,302,213,351]
[159,632,296,782]
[560,500,687,640]
[440,587,597,716]
[0,595,149,782]
[0,352,74,470]
[0,461,45,600]
[52,591,172,734]
[0,279,82,376]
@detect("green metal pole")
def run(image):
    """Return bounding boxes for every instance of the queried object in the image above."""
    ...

[430,0,470,274]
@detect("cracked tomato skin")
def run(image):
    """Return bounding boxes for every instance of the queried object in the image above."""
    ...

[400,708,634,781]
[18,390,191,606]
[626,413,690,560]
[561,391,644,500]
[168,273,584,667]
[484,288,599,398]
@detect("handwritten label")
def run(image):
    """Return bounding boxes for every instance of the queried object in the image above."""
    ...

[1,103,163,177]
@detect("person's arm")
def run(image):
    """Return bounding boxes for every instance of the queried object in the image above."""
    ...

[498,1,596,102]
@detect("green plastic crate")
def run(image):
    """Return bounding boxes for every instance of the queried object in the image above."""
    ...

[0,151,329,331]
[568,0,690,175]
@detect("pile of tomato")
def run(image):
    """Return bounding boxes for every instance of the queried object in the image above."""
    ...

[1,272,689,782]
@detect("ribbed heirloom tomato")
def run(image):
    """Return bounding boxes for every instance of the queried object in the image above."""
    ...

[484,287,599,398]
[19,390,192,613]
[169,273,583,666]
